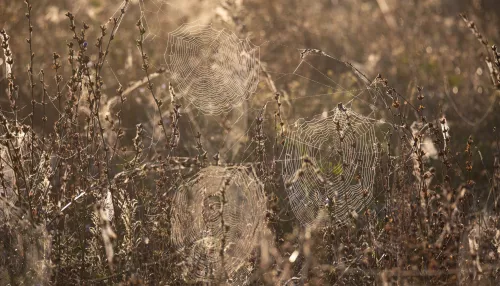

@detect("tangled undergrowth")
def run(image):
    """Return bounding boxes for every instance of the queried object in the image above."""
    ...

[1,0,500,285]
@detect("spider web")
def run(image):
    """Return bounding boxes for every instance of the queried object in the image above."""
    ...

[170,166,267,283]
[165,21,260,115]
[281,107,379,226]
[135,1,260,115]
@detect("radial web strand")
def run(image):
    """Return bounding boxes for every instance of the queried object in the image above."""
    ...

[165,21,260,115]
[171,166,266,284]
[281,107,379,226]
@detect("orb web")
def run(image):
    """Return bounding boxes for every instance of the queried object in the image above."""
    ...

[282,107,379,226]
[171,166,266,283]
[165,21,260,115]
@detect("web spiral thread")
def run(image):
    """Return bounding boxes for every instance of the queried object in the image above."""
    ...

[171,166,266,283]
[165,21,260,115]
[282,107,379,226]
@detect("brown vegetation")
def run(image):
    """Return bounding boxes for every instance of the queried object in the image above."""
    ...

[0,0,499,285]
